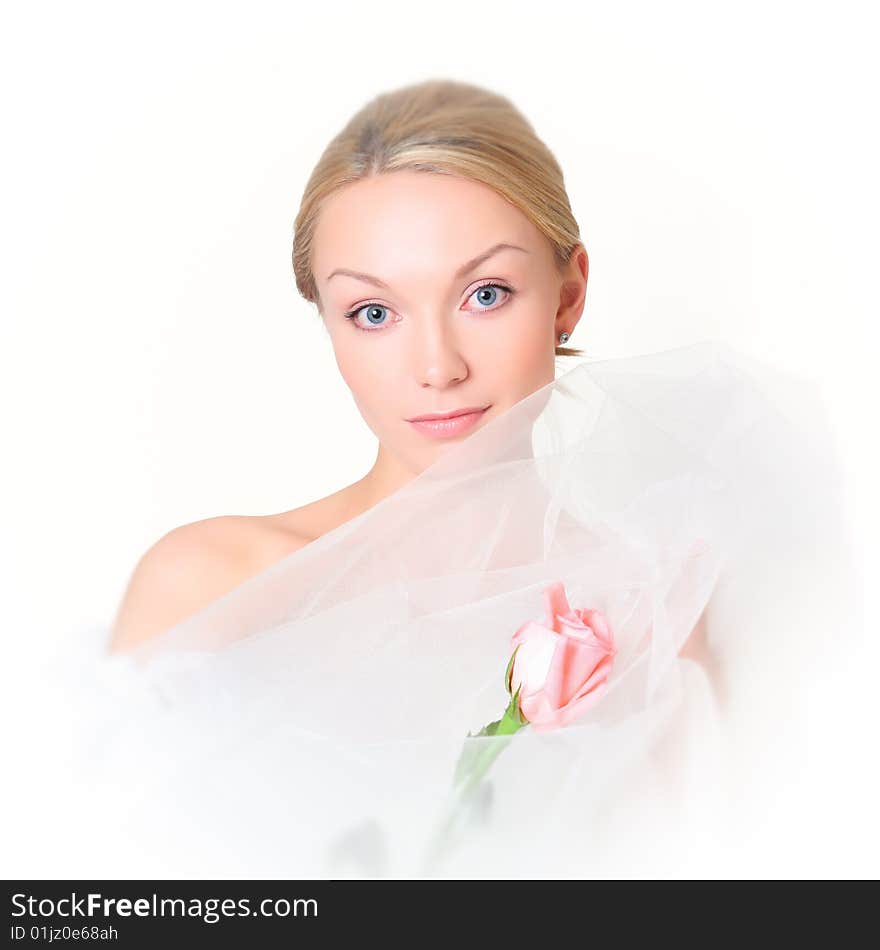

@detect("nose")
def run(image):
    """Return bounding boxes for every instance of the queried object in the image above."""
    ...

[411,313,469,389]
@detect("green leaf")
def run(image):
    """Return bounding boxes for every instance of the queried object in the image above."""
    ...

[504,644,522,695]
[511,684,529,726]
[451,656,530,795]
[493,688,526,735]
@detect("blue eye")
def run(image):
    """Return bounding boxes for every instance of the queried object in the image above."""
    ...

[343,303,390,329]
[466,282,514,310]
[343,281,514,332]
[471,285,501,307]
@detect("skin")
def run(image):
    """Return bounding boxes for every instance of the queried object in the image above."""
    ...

[108,170,588,652]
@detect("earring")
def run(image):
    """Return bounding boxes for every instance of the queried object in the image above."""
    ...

[558,331,570,345]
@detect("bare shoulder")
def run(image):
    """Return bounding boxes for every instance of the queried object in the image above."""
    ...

[108,515,310,654]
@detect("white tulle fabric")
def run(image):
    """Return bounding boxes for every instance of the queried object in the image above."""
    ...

[6,342,863,878]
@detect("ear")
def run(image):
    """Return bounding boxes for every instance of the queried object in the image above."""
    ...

[555,244,589,338]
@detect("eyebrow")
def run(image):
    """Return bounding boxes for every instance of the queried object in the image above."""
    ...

[325,242,529,288]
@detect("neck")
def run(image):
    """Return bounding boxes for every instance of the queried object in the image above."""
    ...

[359,423,538,503]
[353,443,421,511]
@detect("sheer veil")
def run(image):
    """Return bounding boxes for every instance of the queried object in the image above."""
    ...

[5,341,866,878]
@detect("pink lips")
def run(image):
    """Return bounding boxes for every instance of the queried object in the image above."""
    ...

[407,406,490,440]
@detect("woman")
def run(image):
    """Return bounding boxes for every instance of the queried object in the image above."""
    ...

[108,79,592,654]
[9,79,858,878]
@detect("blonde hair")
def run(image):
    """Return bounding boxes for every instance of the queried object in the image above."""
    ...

[292,78,586,358]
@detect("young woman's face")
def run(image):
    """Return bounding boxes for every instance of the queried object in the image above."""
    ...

[312,170,587,475]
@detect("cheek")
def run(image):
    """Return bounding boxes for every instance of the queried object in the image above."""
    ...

[331,336,400,427]
[483,307,555,394]
[332,331,382,391]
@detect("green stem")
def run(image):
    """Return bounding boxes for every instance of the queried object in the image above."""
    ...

[421,688,529,874]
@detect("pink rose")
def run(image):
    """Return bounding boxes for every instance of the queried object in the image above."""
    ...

[507,581,616,731]
[435,581,618,865]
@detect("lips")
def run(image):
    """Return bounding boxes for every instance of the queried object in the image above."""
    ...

[406,406,490,440]
[406,405,490,422]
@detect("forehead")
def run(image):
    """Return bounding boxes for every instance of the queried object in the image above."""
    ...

[312,171,541,281]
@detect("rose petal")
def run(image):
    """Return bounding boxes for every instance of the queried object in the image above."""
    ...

[578,607,614,647]
[556,614,593,638]
[554,680,610,729]
[568,652,615,704]
[556,634,613,705]
[543,582,574,633]
[520,689,566,728]
[530,636,569,709]
[510,622,560,696]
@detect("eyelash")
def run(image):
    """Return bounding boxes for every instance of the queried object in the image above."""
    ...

[342,280,515,332]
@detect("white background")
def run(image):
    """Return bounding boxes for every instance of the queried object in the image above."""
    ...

[1,5,874,676]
